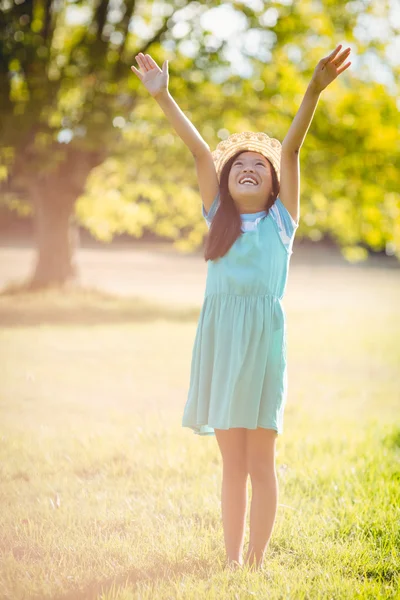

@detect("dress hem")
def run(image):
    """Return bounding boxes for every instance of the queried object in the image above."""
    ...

[182,422,281,436]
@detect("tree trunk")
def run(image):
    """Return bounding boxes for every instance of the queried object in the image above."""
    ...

[29,193,80,289]
[25,147,105,290]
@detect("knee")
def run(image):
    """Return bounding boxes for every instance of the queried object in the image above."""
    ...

[222,458,248,479]
[247,460,276,483]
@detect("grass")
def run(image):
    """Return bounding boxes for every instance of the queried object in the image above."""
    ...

[0,261,399,599]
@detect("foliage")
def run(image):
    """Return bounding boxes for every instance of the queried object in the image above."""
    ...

[1,0,399,263]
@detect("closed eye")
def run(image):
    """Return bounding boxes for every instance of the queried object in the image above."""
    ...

[234,161,266,167]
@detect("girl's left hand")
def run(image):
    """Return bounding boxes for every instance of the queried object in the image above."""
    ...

[310,45,352,93]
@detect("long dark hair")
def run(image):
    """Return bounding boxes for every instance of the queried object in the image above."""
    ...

[204,150,280,261]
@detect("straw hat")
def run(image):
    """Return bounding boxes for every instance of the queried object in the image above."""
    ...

[212,131,282,183]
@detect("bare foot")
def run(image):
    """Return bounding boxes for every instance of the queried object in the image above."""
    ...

[225,559,243,572]
[244,553,263,572]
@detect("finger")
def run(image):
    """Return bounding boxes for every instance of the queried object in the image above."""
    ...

[325,44,342,62]
[130,65,143,80]
[132,55,144,75]
[135,54,147,72]
[146,54,161,71]
[333,49,351,67]
[142,53,153,70]
[137,53,150,72]
[337,47,351,59]
[337,61,351,75]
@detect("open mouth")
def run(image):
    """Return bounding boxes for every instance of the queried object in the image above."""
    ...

[238,176,259,186]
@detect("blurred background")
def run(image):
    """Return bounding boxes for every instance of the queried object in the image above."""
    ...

[0,0,400,292]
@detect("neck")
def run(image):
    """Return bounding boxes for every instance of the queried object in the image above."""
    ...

[237,205,266,214]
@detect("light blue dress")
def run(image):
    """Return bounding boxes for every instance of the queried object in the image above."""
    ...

[182,191,299,436]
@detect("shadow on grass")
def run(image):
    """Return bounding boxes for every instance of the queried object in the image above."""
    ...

[0,286,200,327]
[45,555,217,600]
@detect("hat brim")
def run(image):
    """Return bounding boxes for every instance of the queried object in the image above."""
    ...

[212,132,281,183]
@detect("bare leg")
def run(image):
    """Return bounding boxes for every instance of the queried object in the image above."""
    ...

[220,466,248,567]
[214,428,248,568]
[245,428,278,570]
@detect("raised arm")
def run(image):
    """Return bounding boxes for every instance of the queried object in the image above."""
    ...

[131,53,219,212]
[279,45,352,224]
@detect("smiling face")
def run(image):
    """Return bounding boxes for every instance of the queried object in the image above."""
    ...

[228,151,273,214]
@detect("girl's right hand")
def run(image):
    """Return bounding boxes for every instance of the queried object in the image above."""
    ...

[131,53,169,97]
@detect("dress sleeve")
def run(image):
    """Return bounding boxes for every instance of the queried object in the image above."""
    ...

[202,190,220,229]
[269,197,299,253]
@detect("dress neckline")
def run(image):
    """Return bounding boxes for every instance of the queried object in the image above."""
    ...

[240,210,267,220]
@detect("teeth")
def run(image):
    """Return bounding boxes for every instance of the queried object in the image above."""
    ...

[239,178,257,185]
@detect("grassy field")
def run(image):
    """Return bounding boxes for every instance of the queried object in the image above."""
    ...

[0,247,399,599]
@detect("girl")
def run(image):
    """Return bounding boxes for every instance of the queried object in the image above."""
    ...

[131,45,351,572]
